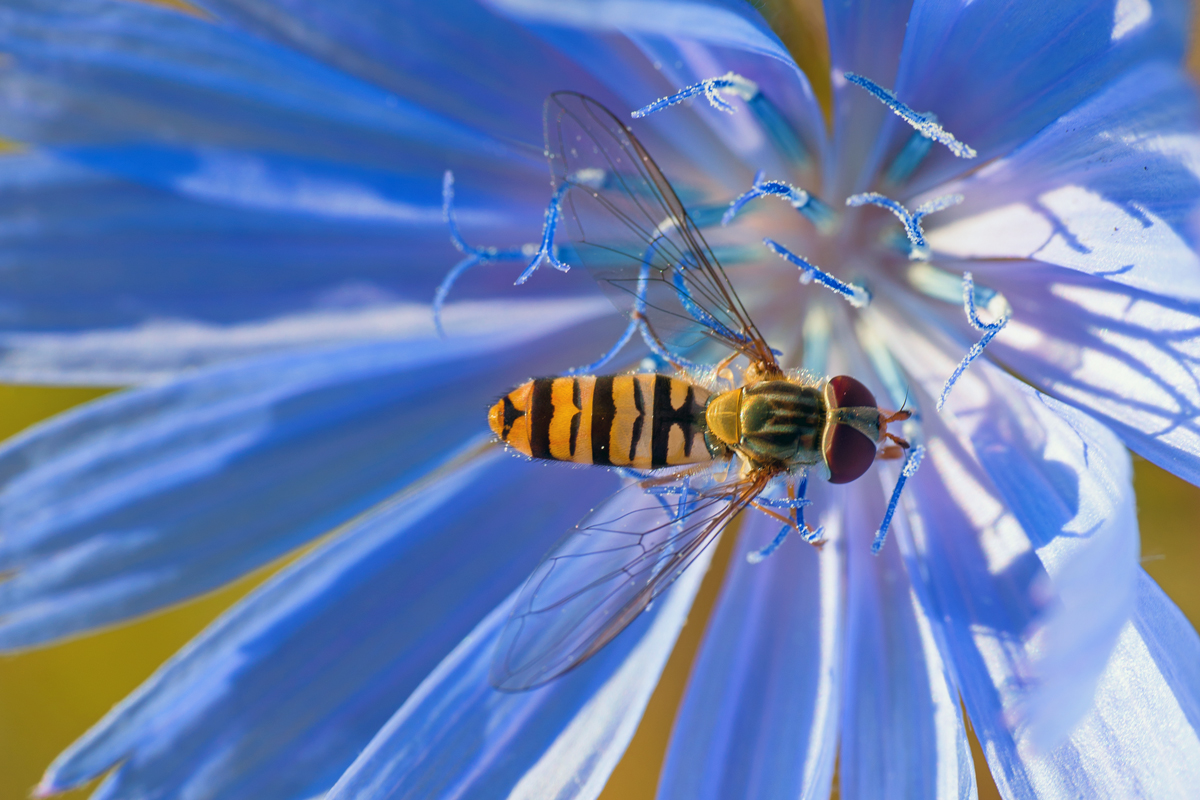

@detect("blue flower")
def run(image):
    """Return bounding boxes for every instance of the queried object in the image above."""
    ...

[2,0,1200,797]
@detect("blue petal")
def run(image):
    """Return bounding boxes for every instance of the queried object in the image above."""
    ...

[0,305,615,648]
[2,0,596,354]
[486,0,827,184]
[839,480,976,800]
[983,570,1200,797]
[189,0,649,146]
[0,0,519,165]
[486,0,798,68]
[326,486,716,800]
[872,303,1139,751]
[0,148,564,343]
[889,0,1188,190]
[973,261,1200,489]
[656,482,845,800]
[925,61,1200,301]
[823,0,915,196]
[42,448,619,800]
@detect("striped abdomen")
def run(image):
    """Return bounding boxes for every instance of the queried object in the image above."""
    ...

[489,375,713,468]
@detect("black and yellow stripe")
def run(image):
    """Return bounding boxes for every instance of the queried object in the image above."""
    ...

[489,375,713,468]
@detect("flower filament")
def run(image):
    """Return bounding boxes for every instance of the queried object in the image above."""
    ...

[843,72,978,159]
[872,443,926,553]
[936,272,1011,410]
[723,169,835,232]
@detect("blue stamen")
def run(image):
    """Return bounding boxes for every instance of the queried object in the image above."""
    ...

[763,239,870,308]
[754,495,813,511]
[638,318,702,371]
[872,444,925,554]
[907,262,1003,313]
[432,254,481,338]
[436,171,528,335]
[632,71,759,118]
[747,476,823,563]
[443,171,526,261]
[723,172,834,232]
[443,170,471,254]
[576,254,703,374]
[671,268,752,344]
[914,194,964,219]
[515,182,572,285]
[633,73,808,166]
[793,476,823,544]
[844,73,977,159]
[747,525,791,564]
[936,272,1010,411]
[885,123,937,185]
[845,191,961,261]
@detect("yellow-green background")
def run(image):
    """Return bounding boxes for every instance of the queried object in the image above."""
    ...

[3,3,1200,798]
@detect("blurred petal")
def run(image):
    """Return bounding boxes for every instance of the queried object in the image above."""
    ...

[0,303,615,647]
[873,302,1139,751]
[925,61,1200,300]
[327,487,716,800]
[0,296,599,386]
[892,0,1188,190]
[0,0,523,170]
[190,0,642,145]
[43,446,618,800]
[984,571,1200,798]
[487,0,796,67]
[1,1,595,350]
[839,479,976,800]
[656,482,845,800]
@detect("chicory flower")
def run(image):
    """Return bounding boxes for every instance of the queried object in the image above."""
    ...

[1,0,1199,798]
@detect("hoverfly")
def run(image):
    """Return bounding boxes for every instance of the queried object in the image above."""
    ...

[487,92,909,691]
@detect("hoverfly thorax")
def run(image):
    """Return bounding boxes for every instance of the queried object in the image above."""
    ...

[705,381,824,469]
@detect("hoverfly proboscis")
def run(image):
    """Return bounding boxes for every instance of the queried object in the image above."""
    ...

[487,92,909,692]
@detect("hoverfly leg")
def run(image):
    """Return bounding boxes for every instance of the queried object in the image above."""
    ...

[713,351,740,388]
[749,500,800,532]
[878,409,912,452]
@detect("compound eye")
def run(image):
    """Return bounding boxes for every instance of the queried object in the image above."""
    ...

[823,375,879,485]
[824,423,877,484]
[827,375,876,410]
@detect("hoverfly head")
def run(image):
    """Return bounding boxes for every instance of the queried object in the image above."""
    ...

[820,375,904,484]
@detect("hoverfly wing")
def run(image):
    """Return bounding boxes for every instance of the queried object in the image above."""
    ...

[544,92,778,370]
[489,472,769,691]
